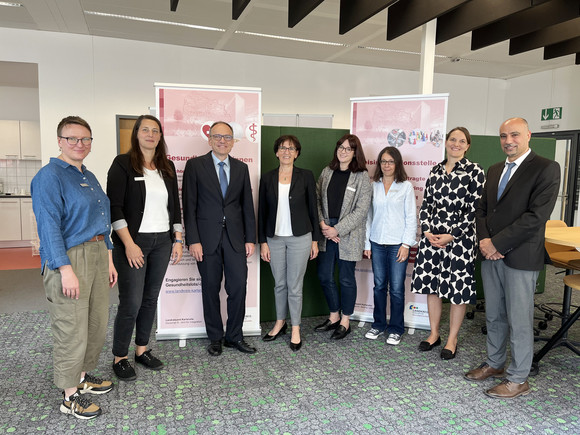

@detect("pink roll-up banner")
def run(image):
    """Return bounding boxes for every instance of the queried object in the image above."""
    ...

[154,83,261,340]
[350,94,448,330]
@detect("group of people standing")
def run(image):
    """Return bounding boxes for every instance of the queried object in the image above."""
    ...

[31,115,559,420]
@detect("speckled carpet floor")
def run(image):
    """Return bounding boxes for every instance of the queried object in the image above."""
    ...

[1,266,579,434]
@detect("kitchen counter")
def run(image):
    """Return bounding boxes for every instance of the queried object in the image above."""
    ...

[0,194,31,198]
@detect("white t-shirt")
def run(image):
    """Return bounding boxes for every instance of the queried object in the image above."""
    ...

[274,182,293,237]
[138,168,170,233]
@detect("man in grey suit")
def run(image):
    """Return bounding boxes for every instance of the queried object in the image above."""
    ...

[182,121,257,356]
[465,117,560,398]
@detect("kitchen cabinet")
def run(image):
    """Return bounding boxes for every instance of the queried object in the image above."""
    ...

[20,198,34,240]
[0,120,21,159]
[0,120,41,159]
[19,121,41,159]
[0,198,22,241]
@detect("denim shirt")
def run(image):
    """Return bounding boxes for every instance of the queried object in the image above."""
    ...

[365,179,418,250]
[31,157,113,271]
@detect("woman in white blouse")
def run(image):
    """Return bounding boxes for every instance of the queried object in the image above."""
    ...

[107,115,183,380]
[363,146,417,345]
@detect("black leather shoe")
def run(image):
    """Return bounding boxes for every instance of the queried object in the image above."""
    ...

[262,322,288,342]
[289,340,302,351]
[135,350,164,370]
[418,337,441,351]
[441,346,457,360]
[207,340,223,356]
[112,358,136,381]
[330,325,351,340]
[224,339,257,354]
[314,319,340,332]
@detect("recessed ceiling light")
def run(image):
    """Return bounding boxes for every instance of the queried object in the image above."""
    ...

[235,31,348,47]
[85,11,226,33]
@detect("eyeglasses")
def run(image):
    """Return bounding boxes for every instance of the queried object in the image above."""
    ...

[338,145,353,153]
[210,134,234,142]
[59,136,93,146]
[380,160,396,166]
[140,127,161,135]
[279,146,296,152]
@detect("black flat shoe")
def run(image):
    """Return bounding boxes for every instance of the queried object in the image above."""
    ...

[112,358,136,381]
[418,337,441,351]
[314,319,340,332]
[330,325,351,340]
[289,340,302,351]
[262,322,288,342]
[135,350,164,370]
[441,346,457,360]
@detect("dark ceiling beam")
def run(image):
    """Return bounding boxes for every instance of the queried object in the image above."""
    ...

[288,0,324,28]
[544,36,580,59]
[471,0,580,50]
[233,0,251,20]
[436,0,533,44]
[339,0,396,35]
[386,0,468,41]
[170,0,179,12]
[510,16,580,54]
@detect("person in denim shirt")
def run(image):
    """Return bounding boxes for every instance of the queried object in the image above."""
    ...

[363,147,417,346]
[31,116,118,420]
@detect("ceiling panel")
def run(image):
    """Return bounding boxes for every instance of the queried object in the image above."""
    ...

[0,0,576,81]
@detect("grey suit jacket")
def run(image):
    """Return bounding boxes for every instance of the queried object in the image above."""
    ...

[316,166,372,261]
[476,150,560,271]
[182,152,256,255]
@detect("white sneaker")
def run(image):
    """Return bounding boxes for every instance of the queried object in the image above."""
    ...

[365,328,384,340]
[386,333,402,345]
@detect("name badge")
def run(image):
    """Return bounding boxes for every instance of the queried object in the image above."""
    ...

[80,183,89,187]
[347,186,356,192]
[134,177,145,181]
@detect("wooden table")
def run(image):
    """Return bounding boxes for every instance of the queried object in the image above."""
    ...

[532,226,580,374]
[545,226,580,248]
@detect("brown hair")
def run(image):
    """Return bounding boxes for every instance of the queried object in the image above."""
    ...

[446,127,471,146]
[129,115,174,178]
[273,135,301,158]
[57,116,92,137]
[328,134,367,173]
[372,147,408,183]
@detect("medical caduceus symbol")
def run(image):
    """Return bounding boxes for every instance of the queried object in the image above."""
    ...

[246,122,259,142]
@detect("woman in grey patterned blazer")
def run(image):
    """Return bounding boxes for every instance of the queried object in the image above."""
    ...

[315,134,372,340]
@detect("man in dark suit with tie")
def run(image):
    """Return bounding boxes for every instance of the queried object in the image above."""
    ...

[465,117,560,398]
[182,121,257,356]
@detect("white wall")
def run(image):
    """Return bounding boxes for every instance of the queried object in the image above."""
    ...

[504,66,580,132]
[0,26,578,184]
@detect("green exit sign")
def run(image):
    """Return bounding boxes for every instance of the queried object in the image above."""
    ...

[541,107,562,121]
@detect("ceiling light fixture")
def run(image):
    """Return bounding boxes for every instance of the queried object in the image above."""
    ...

[85,11,226,33]
[0,2,22,7]
[235,31,348,47]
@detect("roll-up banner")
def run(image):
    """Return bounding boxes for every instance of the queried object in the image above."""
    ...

[350,94,448,330]
[155,83,261,340]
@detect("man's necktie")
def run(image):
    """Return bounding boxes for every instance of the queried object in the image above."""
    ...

[218,161,228,198]
[497,162,516,200]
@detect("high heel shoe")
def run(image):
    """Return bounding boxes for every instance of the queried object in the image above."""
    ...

[289,339,302,351]
[262,322,287,342]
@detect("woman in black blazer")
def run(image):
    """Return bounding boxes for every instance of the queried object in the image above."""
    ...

[258,135,320,350]
[107,115,183,381]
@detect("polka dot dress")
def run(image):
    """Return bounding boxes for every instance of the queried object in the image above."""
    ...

[411,158,485,305]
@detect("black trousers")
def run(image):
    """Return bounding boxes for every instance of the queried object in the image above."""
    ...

[196,229,248,342]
